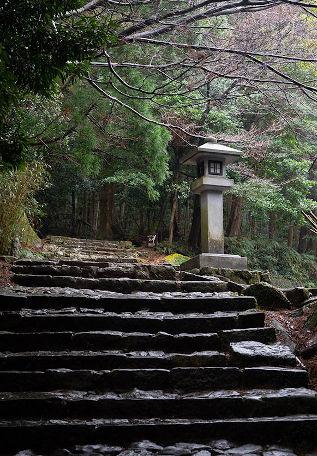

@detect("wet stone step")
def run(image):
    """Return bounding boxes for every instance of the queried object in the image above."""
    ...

[11,264,178,280]
[14,440,313,456]
[0,330,222,352]
[230,341,297,367]
[222,327,276,344]
[0,293,257,313]
[1,416,317,450]
[15,258,139,266]
[0,350,228,370]
[12,275,228,293]
[0,367,308,392]
[0,388,316,420]
[0,310,265,333]
[0,328,276,352]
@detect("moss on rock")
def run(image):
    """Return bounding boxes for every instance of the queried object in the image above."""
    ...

[243,282,291,309]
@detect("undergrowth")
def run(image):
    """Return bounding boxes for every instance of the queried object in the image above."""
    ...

[226,237,317,287]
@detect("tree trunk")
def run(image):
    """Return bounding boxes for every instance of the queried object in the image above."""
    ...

[71,191,77,236]
[97,184,115,239]
[92,192,99,239]
[168,192,178,244]
[226,196,243,237]
[298,225,308,253]
[287,225,294,249]
[269,212,277,239]
[188,194,201,252]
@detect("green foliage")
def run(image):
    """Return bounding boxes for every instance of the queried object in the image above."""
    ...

[0,163,48,253]
[226,237,317,287]
[0,1,114,102]
[0,1,116,166]
[165,253,190,266]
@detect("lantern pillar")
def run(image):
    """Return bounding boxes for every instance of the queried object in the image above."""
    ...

[181,141,247,270]
[201,190,224,254]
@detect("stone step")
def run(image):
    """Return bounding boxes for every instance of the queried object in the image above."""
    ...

[0,330,221,352]
[0,327,275,352]
[58,247,131,254]
[0,367,308,392]
[0,342,290,370]
[1,415,316,450]
[15,258,139,266]
[230,341,297,367]
[0,310,264,333]
[0,293,258,313]
[0,388,315,420]
[46,237,125,246]
[0,350,228,370]
[11,264,178,280]
[12,275,228,293]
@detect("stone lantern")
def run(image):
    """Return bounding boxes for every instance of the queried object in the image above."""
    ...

[181,141,247,270]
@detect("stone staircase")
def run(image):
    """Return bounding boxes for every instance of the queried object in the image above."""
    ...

[1,237,317,453]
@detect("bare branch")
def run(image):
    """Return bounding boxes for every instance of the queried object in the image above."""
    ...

[85,77,216,141]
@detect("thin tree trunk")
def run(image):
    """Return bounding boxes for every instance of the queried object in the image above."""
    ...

[71,191,76,236]
[188,194,201,251]
[168,192,178,244]
[288,225,294,249]
[226,196,243,237]
[298,225,308,253]
[269,212,277,239]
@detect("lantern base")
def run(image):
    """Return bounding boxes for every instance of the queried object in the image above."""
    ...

[181,253,248,271]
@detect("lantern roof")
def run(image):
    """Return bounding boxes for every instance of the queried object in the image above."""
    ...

[181,142,243,165]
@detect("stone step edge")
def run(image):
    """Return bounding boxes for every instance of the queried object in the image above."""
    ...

[0,366,307,375]
[1,387,315,400]
[0,309,262,319]
[12,274,227,287]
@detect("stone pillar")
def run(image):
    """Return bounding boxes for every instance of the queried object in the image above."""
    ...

[200,190,224,253]
[180,141,248,270]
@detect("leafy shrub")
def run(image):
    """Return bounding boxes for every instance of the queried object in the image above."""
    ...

[0,163,47,254]
[165,253,190,266]
[226,237,317,287]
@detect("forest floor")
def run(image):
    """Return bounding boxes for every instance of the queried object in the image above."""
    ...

[266,309,317,390]
[0,259,13,287]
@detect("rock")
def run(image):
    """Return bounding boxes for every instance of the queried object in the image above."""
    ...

[76,444,122,454]
[226,280,246,294]
[161,446,191,455]
[200,268,270,285]
[210,440,233,450]
[270,319,296,353]
[264,445,297,456]
[282,287,311,307]
[230,340,295,365]
[148,265,176,281]
[130,441,163,451]
[120,451,153,456]
[174,444,210,451]
[263,452,296,456]
[194,452,211,456]
[243,282,291,309]
[226,444,262,454]
[15,452,36,456]
[51,450,72,456]
[180,271,212,282]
